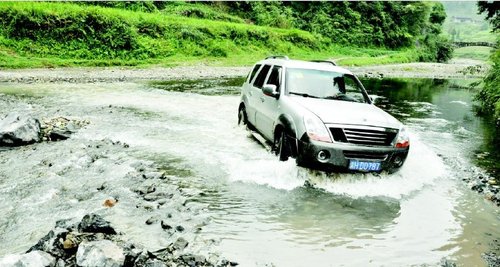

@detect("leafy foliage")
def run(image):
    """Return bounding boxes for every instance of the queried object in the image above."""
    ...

[0,2,324,62]
[0,1,452,67]
[478,1,500,31]
[477,2,500,122]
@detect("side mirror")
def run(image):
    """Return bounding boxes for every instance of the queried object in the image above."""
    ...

[262,84,278,98]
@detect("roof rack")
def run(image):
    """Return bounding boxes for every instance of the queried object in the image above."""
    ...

[265,55,289,60]
[310,60,337,66]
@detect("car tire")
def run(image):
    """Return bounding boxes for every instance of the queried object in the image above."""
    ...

[275,131,291,161]
[238,107,255,131]
[238,108,247,126]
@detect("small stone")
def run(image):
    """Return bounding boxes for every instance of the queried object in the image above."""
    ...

[103,197,118,208]
[63,233,78,250]
[173,237,188,250]
[180,253,206,266]
[160,221,172,230]
[485,193,495,201]
[176,225,185,232]
[143,259,167,267]
[136,203,157,211]
[143,172,162,180]
[488,179,497,185]
[145,216,159,225]
[97,183,107,191]
[143,192,173,202]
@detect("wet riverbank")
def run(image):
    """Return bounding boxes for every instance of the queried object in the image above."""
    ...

[0,59,489,84]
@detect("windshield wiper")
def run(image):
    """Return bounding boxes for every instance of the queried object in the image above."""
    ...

[323,94,357,102]
[289,92,320,98]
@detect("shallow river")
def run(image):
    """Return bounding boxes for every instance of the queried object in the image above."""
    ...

[0,77,498,266]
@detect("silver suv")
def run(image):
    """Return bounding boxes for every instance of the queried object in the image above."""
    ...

[238,56,410,173]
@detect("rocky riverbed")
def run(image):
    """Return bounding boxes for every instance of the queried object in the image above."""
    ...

[0,93,237,265]
[0,65,498,266]
[0,212,236,267]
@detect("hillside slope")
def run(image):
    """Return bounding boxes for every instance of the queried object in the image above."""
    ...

[0,2,447,68]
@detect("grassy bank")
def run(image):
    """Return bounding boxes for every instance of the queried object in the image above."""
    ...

[0,2,430,69]
[453,46,494,61]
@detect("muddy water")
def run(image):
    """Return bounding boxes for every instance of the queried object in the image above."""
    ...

[0,78,498,266]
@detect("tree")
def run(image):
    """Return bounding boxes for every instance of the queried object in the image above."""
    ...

[477,1,500,122]
[478,1,500,31]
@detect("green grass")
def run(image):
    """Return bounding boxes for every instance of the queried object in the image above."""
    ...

[453,46,494,61]
[0,2,425,69]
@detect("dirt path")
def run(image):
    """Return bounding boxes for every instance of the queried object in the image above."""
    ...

[0,59,488,83]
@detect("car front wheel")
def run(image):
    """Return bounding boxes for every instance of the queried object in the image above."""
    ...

[275,131,291,161]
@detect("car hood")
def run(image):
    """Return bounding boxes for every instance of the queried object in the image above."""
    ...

[290,97,402,129]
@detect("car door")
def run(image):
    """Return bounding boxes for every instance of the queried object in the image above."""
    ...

[243,64,262,125]
[257,65,282,141]
[250,64,271,129]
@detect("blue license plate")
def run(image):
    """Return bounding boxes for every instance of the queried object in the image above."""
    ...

[348,160,381,172]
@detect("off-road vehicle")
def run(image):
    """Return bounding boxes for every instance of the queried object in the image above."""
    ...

[238,56,410,172]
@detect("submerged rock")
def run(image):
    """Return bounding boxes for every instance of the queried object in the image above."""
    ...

[76,240,125,267]
[0,250,55,267]
[0,112,40,146]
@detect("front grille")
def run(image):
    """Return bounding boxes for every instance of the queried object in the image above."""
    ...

[330,127,397,146]
[343,151,388,161]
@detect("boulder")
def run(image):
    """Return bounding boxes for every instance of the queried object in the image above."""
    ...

[78,214,116,235]
[0,250,55,267]
[0,113,40,146]
[76,240,125,267]
[26,229,68,259]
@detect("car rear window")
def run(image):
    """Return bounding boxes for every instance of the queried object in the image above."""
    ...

[247,64,261,83]
[253,64,271,88]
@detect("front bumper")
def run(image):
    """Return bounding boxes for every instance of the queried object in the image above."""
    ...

[296,138,409,173]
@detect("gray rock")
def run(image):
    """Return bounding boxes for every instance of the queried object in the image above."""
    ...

[0,113,40,146]
[180,253,206,266]
[173,237,188,251]
[78,214,116,235]
[145,216,159,225]
[143,259,167,267]
[48,129,72,141]
[76,240,125,267]
[26,229,67,259]
[0,250,55,267]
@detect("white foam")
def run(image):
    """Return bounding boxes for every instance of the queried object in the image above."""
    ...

[226,134,446,200]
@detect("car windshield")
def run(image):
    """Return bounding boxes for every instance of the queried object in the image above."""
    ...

[286,68,370,103]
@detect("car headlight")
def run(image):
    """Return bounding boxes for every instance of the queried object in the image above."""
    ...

[304,114,331,142]
[395,127,410,148]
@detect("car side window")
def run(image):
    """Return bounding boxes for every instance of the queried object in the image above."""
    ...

[253,64,271,89]
[247,64,261,83]
[266,66,282,88]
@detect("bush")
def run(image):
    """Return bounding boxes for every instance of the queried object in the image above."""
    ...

[0,2,323,62]
[476,46,500,121]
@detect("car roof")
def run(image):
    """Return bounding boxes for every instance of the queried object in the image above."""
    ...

[256,58,353,75]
